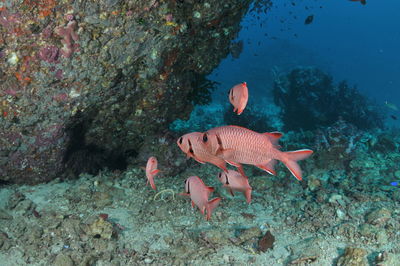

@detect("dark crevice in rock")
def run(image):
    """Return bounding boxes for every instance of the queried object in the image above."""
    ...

[63,112,127,178]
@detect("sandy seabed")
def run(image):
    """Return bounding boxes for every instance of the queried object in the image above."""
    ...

[0,161,399,265]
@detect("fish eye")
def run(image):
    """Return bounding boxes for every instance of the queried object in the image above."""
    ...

[178,137,183,144]
[202,133,208,142]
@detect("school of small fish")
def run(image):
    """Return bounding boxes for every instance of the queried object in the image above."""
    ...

[145,82,314,220]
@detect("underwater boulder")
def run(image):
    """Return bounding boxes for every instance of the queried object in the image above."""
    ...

[273,66,384,131]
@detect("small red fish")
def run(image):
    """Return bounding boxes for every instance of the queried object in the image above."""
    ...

[228,82,248,115]
[349,0,366,5]
[218,170,252,204]
[202,126,313,181]
[146,156,160,190]
[177,132,228,172]
[181,176,221,220]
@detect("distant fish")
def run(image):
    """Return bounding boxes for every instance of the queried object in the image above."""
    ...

[385,101,398,111]
[145,156,160,190]
[181,176,221,220]
[229,40,244,59]
[390,181,399,187]
[390,115,397,120]
[304,15,314,25]
[217,170,252,204]
[228,82,249,115]
[349,0,366,5]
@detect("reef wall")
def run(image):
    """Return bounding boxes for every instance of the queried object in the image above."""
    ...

[0,0,252,184]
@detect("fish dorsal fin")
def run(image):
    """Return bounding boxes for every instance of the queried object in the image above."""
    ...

[263,132,283,145]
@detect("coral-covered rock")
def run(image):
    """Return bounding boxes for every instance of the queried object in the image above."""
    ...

[0,0,252,184]
[337,247,368,266]
[273,66,384,131]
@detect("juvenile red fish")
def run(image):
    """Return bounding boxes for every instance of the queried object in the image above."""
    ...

[146,156,160,190]
[182,176,221,220]
[202,125,313,181]
[228,82,248,115]
[177,132,228,172]
[217,170,252,204]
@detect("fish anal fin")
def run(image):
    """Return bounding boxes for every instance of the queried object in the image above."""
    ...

[256,160,277,176]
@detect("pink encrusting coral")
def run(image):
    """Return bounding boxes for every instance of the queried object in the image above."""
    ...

[38,45,59,63]
[55,20,79,58]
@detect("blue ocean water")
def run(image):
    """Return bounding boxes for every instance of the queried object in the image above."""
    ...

[209,0,400,123]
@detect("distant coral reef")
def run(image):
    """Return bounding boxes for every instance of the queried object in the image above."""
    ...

[170,100,282,134]
[273,67,384,131]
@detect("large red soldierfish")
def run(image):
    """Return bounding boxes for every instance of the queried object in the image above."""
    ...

[146,156,160,190]
[217,170,252,204]
[228,82,248,115]
[181,176,221,220]
[177,132,228,172]
[202,125,313,181]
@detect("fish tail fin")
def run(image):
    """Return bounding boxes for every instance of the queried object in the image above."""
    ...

[148,177,156,190]
[244,189,252,204]
[281,149,313,181]
[206,197,221,220]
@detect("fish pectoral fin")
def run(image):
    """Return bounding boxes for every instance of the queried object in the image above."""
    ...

[193,157,206,164]
[209,158,227,172]
[217,148,234,159]
[140,166,146,171]
[206,186,215,193]
[191,200,195,208]
[150,169,160,175]
[178,192,190,197]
